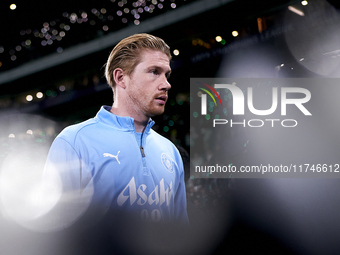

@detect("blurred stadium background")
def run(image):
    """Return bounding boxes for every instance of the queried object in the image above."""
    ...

[1,0,340,254]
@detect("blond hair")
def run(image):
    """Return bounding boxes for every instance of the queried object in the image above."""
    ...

[105,33,171,88]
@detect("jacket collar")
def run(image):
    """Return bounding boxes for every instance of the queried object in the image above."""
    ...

[95,105,155,133]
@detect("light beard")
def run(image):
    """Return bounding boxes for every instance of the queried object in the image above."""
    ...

[129,95,166,118]
[146,104,165,117]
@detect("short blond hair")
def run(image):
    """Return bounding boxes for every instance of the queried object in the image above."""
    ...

[105,33,171,88]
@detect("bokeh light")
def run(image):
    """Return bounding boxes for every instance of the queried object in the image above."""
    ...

[215,36,222,42]
[26,95,33,101]
[0,114,94,232]
[36,92,43,98]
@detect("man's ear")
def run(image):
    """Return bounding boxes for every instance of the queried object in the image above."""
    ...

[113,68,126,89]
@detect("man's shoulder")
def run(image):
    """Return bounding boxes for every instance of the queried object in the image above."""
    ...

[149,129,181,153]
[57,118,98,143]
[149,129,173,144]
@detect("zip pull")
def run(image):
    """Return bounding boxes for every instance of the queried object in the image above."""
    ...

[140,145,146,157]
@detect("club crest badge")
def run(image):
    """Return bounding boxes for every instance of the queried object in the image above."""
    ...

[161,153,174,173]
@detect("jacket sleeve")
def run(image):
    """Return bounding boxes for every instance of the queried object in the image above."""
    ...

[174,158,189,225]
[43,137,83,192]
[41,136,94,229]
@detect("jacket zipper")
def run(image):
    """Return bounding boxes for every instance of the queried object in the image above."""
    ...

[138,131,147,169]
[140,145,146,157]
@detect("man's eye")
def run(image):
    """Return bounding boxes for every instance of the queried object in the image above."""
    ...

[151,70,159,75]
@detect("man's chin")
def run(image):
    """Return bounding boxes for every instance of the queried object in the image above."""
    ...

[148,108,165,117]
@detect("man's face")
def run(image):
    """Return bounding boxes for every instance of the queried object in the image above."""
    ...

[125,49,171,118]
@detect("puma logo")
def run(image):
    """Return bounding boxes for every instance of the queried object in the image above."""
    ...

[103,151,120,164]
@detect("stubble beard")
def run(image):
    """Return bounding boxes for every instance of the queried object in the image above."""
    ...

[128,92,165,118]
[145,101,165,117]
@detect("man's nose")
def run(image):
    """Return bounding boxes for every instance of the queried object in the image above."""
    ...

[159,77,171,91]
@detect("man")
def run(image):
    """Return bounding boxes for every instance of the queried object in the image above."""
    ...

[43,33,188,226]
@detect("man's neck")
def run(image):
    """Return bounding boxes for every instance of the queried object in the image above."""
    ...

[110,105,149,133]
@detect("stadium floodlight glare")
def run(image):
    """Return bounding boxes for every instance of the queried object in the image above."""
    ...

[288,6,305,16]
